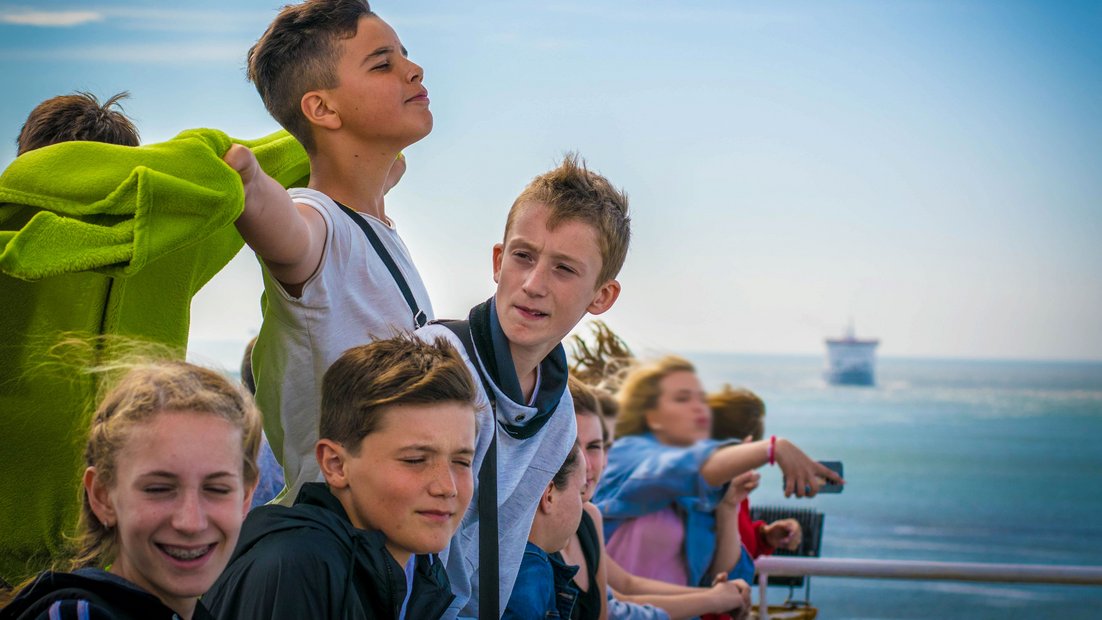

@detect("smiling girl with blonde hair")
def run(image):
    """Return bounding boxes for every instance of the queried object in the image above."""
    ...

[2,359,261,620]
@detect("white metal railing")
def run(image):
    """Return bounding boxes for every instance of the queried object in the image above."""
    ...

[754,556,1102,620]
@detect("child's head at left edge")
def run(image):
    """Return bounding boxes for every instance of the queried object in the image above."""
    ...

[492,153,631,360]
[316,335,478,566]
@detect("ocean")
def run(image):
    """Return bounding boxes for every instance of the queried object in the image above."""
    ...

[689,354,1102,619]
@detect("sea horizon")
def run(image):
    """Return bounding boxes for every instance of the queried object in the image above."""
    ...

[189,337,1102,374]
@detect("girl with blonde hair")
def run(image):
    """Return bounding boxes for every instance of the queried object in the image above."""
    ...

[594,356,840,590]
[2,360,261,620]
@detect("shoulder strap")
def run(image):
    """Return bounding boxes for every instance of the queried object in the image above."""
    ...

[335,201,427,328]
[435,320,500,619]
[576,510,601,577]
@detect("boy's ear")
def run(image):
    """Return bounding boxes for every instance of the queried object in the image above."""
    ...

[84,467,117,529]
[492,243,504,284]
[301,91,342,131]
[586,279,621,316]
[316,439,351,489]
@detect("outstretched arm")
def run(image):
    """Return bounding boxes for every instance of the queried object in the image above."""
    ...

[610,576,750,620]
[700,437,843,497]
[607,554,697,597]
[602,514,749,620]
[223,144,326,294]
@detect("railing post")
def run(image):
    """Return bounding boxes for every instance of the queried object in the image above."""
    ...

[758,572,770,620]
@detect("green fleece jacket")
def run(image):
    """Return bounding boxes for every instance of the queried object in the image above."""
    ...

[0,128,309,584]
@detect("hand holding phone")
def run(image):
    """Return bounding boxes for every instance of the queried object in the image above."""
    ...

[784,460,845,496]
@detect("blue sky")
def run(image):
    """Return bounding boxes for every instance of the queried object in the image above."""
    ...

[3,1,1100,366]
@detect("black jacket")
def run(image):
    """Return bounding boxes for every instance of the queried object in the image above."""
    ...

[202,483,454,620]
[0,568,213,620]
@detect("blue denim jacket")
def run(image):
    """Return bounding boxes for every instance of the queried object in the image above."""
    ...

[503,542,579,619]
[593,433,752,587]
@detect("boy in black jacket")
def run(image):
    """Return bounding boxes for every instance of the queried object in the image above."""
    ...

[204,336,479,619]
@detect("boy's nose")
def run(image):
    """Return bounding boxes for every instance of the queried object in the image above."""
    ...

[522,266,549,297]
[428,466,458,498]
[408,59,424,83]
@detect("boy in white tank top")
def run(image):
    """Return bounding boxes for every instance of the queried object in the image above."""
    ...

[222,0,435,504]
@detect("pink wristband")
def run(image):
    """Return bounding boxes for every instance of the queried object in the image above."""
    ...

[768,435,776,466]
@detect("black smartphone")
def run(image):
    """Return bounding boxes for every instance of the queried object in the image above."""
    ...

[817,460,844,494]
[785,460,844,495]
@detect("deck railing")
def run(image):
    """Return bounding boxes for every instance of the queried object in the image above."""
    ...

[754,556,1102,620]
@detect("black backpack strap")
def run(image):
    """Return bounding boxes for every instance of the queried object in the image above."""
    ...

[477,430,499,619]
[335,201,427,328]
[436,320,499,619]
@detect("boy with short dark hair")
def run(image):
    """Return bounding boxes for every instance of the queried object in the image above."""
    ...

[16,91,139,155]
[204,335,478,619]
[2,91,145,585]
[222,0,435,503]
[415,153,630,618]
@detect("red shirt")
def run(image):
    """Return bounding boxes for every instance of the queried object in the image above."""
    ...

[738,498,774,559]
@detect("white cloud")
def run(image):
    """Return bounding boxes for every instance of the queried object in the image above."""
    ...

[100,7,270,34]
[0,6,267,33]
[0,10,104,27]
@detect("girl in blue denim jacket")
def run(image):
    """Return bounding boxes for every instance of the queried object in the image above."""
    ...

[594,356,841,590]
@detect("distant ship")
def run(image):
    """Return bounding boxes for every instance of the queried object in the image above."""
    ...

[824,322,879,386]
